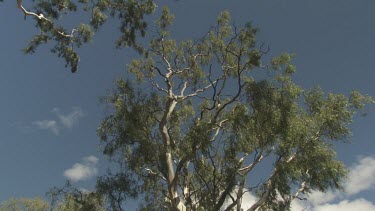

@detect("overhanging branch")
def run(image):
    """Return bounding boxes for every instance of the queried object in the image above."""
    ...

[17,0,75,38]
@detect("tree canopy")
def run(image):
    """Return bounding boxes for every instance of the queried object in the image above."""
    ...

[95,9,373,210]
[1,0,374,210]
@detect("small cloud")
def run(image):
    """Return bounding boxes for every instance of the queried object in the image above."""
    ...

[30,107,85,135]
[308,190,338,206]
[64,156,98,182]
[32,120,59,135]
[52,107,60,113]
[83,155,99,164]
[79,188,91,193]
[54,107,85,129]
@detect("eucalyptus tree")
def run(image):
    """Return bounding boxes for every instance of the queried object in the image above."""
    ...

[97,8,373,210]
[2,0,373,209]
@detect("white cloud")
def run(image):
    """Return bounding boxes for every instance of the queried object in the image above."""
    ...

[79,188,91,193]
[54,107,84,129]
[238,190,257,210]
[83,155,99,164]
[31,107,85,135]
[291,199,307,211]
[308,190,338,206]
[313,199,375,211]
[32,120,59,135]
[221,187,257,210]
[292,198,375,211]
[344,156,375,195]
[64,156,98,182]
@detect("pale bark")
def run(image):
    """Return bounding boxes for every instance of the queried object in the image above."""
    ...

[17,0,75,38]
[159,97,178,209]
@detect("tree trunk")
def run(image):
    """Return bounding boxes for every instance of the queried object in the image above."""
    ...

[159,97,179,210]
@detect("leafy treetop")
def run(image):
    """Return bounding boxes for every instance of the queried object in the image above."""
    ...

[96,9,374,210]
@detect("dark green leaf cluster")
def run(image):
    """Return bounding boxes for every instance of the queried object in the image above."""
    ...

[96,172,139,210]
[48,181,106,211]
[20,0,156,72]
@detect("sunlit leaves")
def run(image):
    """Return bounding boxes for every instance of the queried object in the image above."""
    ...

[271,53,296,73]
[156,6,174,31]
[48,181,105,211]
[76,23,94,45]
[91,7,108,30]
[0,197,50,211]
[127,58,154,81]
[349,90,374,115]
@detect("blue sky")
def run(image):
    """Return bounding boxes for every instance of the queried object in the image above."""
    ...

[1,0,375,210]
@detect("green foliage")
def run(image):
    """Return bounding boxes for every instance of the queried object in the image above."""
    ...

[0,197,50,211]
[48,181,106,211]
[18,0,156,72]
[350,90,375,115]
[0,189,106,211]
[96,172,139,210]
[96,10,374,210]
[156,7,174,31]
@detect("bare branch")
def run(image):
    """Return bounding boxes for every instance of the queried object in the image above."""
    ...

[57,29,76,38]
[152,65,166,78]
[180,81,188,97]
[17,0,50,22]
[292,169,310,201]
[224,193,238,211]
[247,151,298,211]
[238,153,250,164]
[149,79,169,94]
[293,181,308,200]
[160,38,173,75]
[179,80,218,100]
[210,119,228,142]
[145,168,167,181]
[238,152,264,175]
